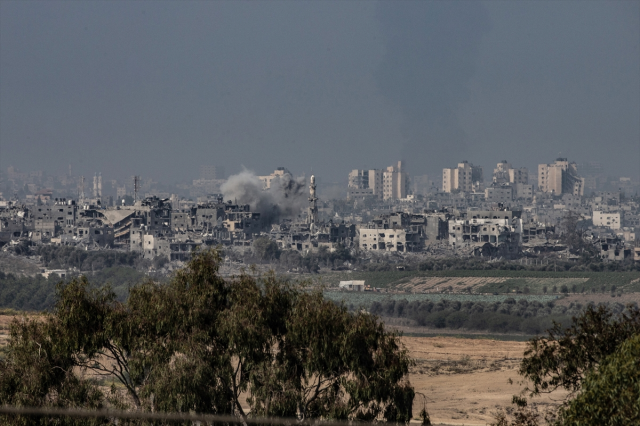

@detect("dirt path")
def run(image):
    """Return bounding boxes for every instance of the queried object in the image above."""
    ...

[402,336,566,425]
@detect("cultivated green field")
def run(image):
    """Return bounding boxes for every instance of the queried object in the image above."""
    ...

[310,270,640,294]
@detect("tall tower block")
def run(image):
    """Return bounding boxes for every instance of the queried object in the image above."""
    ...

[308,175,318,226]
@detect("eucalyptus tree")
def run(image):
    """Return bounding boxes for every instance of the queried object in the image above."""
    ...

[0,250,414,424]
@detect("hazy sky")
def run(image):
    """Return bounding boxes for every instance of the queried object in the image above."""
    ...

[1,1,638,183]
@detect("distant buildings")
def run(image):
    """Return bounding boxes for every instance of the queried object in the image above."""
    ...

[2,156,639,264]
[492,161,528,185]
[199,165,223,181]
[259,167,292,190]
[578,161,605,191]
[442,161,483,193]
[192,165,226,197]
[538,158,584,196]
[348,161,408,201]
[348,169,381,198]
[357,211,449,252]
[485,161,532,202]
[382,161,408,201]
[592,211,621,230]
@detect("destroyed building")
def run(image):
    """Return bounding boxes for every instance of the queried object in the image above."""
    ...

[357,211,449,252]
[448,216,521,257]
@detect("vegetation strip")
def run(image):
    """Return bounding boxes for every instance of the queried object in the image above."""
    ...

[0,406,369,425]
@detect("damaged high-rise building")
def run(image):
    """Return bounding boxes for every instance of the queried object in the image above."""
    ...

[538,158,584,196]
[347,161,408,200]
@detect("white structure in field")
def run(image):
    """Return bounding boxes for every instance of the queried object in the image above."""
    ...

[339,280,366,291]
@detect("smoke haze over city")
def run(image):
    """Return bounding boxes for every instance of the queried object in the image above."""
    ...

[1,1,639,182]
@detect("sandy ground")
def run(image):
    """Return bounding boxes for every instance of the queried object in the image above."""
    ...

[402,336,567,425]
[399,276,589,294]
[0,315,566,425]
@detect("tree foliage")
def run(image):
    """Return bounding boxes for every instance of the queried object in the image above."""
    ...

[558,334,640,425]
[252,236,281,262]
[493,303,640,426]
[519,303,640,396]
[0,250,414,424]
[559,211,593,255]
[368,298,584,335]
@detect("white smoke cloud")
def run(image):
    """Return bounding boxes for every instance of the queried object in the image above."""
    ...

[220,170,307,228]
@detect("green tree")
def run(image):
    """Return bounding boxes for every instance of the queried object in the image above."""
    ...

[493,304,640,426]
[559,334,640,425]
[0,314,105,426]
[249,290,414,421]
[560,211,592,254]
[0,250,414,423]
[519,304,640,397]
[252,236,281,262]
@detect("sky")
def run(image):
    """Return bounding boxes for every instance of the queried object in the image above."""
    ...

[1,1,639,183]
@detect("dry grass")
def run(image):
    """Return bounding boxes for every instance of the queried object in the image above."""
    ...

[0,315,567,425]
[402,336,567,425]
[398,276,590,294]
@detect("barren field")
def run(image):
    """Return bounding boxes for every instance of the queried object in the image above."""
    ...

[397,276,589,294]
[402,336,567,425]
[0,315,568,425]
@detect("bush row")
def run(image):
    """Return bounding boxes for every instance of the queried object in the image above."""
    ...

[0,266,149,311]
[363,298,637,335]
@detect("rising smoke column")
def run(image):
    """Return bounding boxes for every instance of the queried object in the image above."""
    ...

[220,170,307,229]
[375,2,490,173]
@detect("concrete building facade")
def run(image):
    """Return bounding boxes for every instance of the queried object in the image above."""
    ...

[348,162,406,200]
[538,158,584,196]
[443,161,483,193]
[382,161,408,201]
[593,211,621,230]
[259,167,292,190]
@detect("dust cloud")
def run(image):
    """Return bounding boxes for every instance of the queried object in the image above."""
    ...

[220,170,307,228]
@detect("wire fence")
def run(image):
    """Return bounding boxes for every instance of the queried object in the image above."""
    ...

[0,405,387,425]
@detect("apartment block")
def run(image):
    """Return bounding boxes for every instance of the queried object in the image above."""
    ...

[348,162,406,200]
[382,161,408,201]
[485,185,513,203]
[538,158,584,196]
[259,167,292,190]
[593,211,621,230]
[442,161,482,193]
